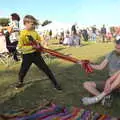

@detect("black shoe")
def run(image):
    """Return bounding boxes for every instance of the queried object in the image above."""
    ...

[15,82,24,89]
[54,84,62,91]
[101,94,113,108]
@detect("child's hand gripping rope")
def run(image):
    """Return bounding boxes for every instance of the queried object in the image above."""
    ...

[27,35,41,49]
[77,60,93,74]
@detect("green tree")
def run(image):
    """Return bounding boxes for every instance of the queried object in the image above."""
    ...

[0,18,9,26]
[41,20,52,26]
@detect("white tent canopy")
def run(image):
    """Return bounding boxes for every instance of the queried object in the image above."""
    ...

[37,21,72,33]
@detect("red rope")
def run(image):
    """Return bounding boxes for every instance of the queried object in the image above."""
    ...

[24,41,93,74]
[81,60,93,73]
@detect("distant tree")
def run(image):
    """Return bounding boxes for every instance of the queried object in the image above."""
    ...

[0,18,9,26]
[41,20,52,26]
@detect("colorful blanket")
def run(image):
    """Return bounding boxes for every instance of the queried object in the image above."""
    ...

[0,104,119,120]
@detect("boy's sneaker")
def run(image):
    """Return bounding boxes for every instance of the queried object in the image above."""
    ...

[101,94,113,108]
[54,84,62,91]
[15,82,24,89]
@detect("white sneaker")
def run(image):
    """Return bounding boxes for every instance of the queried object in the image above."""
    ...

[81,97,99,105]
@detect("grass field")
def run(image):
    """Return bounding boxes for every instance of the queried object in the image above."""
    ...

[0,40,120,117]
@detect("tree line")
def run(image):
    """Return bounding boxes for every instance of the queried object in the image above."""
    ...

[0,18,52,27]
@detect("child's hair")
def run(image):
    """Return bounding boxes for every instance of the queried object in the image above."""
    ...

[23,15,39,26]
[11,13,20,21]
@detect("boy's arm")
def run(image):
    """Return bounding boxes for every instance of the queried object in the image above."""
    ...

[90,59,108,70]
[36,33,44,44]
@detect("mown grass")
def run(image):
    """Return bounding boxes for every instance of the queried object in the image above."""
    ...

[0,40,119,117]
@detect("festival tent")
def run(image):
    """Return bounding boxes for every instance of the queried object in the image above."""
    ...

[37,21,71,34]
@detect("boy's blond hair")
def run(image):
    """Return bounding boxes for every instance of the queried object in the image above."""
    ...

[23,15,39,26]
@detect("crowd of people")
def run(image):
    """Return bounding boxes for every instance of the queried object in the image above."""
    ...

[41,24,120,47]
[1,15,119,51]
[1,14,120,51]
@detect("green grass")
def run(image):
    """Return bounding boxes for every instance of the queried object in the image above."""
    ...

[0,40,120,117]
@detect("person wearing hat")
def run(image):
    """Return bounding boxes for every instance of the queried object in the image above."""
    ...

[81,37,120,107]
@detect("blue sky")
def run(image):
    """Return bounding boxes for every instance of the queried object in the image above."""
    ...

[0,0,120,26]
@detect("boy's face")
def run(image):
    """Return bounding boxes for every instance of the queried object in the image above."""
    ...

[25,20,35,30]
[115,43,120,53]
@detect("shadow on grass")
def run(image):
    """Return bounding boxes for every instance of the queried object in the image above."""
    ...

[0,56,120,117]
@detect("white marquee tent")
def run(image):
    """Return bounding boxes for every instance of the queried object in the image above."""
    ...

[37,21,72,33]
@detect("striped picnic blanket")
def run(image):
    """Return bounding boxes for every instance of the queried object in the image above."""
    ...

[0,104,119,120]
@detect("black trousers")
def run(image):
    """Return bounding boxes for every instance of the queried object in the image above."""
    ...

[83,34,88,41]
[101,33,106,42]
[19,52,58,86]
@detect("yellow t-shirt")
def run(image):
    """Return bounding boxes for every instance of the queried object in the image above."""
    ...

[18,29,42,54]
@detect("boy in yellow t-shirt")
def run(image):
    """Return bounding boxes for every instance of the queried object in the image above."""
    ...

[16,15,61,90]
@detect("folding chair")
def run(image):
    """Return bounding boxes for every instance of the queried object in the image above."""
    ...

[0,52,14,67]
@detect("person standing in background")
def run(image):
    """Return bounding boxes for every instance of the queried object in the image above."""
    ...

[49,29,52,40]
[59,29,64,44]
[82,29,88,41]
[71,23,77,35]
[6,13,20,61]
[92,25,97,42]
[101,25,107,42]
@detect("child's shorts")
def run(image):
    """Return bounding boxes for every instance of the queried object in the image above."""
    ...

[95,81,106,92]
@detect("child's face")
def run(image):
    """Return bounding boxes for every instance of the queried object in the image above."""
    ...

[115,43,120,53]
[25,20,35,30]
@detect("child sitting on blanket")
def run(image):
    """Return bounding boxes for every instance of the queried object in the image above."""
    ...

[80,36,120,107]
[16,15,62,90]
